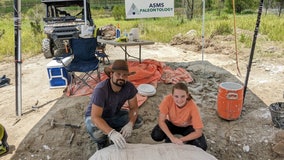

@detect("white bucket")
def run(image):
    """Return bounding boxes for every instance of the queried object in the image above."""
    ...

[130,28,139,40]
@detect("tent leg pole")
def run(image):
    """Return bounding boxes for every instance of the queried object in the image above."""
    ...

[243,0,264,103]
[14,0,22,117]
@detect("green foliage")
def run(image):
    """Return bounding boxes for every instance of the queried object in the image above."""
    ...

[260,15,284,41]
[27,5,44,36]
[30,20,42,36]
[92,7,111,18]
[0,18,14,59]
[0,14,45,60]
[175,8,186,24]
[112,5,125,20]
[241,9,256,14]
[211,22,233,36]
[0,0,40,15]
[239,34,246,43]
[239,33,252,47]
[225,0,259,13]
[216,14,229,20]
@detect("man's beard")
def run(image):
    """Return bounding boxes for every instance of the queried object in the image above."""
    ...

[112,79,126,87]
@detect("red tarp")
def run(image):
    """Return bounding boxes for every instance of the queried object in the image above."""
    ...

[66,59,193,107]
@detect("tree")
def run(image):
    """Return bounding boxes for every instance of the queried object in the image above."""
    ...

[217,0,225,16]
[264,0,273,15]
[275,0,284,16]
[225,0,259,13]
[183,0,194,20]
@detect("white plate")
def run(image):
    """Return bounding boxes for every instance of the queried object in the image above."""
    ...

[137,84,156,96]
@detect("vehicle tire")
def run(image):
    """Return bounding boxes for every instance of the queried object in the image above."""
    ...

[42,38,54,58]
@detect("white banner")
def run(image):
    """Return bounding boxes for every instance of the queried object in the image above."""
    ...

[125,0,174,19]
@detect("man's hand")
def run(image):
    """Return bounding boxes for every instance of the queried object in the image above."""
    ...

[120,122,133,138]
[108,129,126,149]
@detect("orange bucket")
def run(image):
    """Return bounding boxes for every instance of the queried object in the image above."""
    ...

[217,82,244,120]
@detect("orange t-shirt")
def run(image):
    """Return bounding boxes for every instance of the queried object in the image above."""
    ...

[159,94,204,129]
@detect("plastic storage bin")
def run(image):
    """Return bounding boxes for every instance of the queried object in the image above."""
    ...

[46,56,73,88]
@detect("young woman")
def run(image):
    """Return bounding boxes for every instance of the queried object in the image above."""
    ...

[151,82,207,151]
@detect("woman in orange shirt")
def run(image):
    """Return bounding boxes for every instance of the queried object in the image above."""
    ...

[151,82,207,151]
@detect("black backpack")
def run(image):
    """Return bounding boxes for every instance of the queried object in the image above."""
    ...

[0,123,9,156]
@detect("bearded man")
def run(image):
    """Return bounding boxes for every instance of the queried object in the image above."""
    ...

[85,59,143,150]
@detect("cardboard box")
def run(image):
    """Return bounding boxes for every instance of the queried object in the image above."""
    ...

[46,56,73,88]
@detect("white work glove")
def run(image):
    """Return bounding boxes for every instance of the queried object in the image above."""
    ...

[120,122,133,138]
[108,129,126,149]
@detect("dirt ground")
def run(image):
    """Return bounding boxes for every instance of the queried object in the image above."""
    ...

[0,31,284,160]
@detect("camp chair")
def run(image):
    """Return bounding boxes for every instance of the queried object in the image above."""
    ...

[65,38,101,95]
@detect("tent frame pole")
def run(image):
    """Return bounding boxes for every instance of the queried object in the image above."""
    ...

[201,0,205,63]
[243,0,264,102]
[14,0,22,117]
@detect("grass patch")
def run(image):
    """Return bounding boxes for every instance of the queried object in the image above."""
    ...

[239,34,252,48]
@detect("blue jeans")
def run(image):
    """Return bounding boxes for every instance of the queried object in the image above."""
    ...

[85,110,142,143]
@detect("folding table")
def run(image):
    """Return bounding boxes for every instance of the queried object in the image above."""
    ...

[97,39,155,63]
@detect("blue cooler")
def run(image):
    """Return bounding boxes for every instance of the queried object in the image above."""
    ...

[46,56,73,88]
